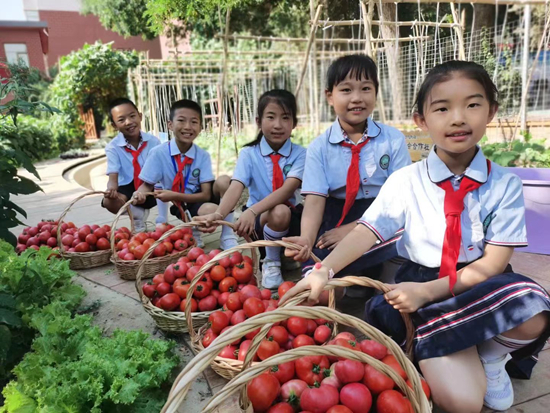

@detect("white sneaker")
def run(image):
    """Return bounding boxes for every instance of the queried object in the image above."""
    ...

[192,227,204,248]
[220,236,238,251]
[261,259,284,289]
[134,219,146,233]
[481,354,514,411]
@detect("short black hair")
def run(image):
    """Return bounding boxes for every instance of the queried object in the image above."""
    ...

[169,99,202,121]
[415,60,499,116]
[108,98,139,122]
[326,54,379,94]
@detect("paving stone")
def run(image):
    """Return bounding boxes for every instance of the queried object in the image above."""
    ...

[79,265,126,288]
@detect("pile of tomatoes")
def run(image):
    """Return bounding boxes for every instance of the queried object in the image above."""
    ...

[16,219,61,253]
[58,223,112,253]
[245,331,431,413]
[114,223,195,261]
[141,249,257,313]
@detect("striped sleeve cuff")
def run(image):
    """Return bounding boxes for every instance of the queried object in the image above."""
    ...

[301,191,329,198]
[357,220,386,242]
[485,239,528,247]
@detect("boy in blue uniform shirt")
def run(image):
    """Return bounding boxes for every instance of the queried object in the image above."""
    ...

[133,99,237,249]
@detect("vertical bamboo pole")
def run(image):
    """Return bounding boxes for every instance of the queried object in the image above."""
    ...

[295,5,323,96]
[310,0,321,134]
[361,0,373,56]
[450,2,466,60]
[217,8,231,176]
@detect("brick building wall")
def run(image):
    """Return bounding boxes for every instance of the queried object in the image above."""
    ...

[0,28,46,71]
[39,11,162,64]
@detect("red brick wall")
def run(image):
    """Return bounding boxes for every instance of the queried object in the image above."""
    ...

[40,10,162,65]
[0,28,46,72]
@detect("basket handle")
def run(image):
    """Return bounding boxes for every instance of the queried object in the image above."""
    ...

[162,306,430,413]
[57,190,109,256]
[109,197,139,259]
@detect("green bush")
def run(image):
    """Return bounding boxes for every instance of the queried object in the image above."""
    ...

[481,135,550,168]
[0,116,56,161]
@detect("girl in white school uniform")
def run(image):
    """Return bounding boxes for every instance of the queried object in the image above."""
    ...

[197,90,306,289]
[285,54,411,283]
[281,61,550,413]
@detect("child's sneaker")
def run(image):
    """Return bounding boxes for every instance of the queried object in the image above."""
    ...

[481,354,514,411]
[220,235,238,251]
[192,227,205,248]
[261,259,284,289]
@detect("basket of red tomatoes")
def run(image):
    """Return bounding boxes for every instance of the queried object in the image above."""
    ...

[162,305,431,413]
[135,220,258,333]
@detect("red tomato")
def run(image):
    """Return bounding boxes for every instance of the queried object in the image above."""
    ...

[75,242,90,253]
[93,228,107,239]
[208,311,229,333]
[287,317,308,336]
[260,289,272,300]
[209,248,222,258]
[293,334,315,348]
[306,319,317,336]
[232,262,253,283]
[405,378,431,400]
[313,325,331,344]
[123,252,135,260]
[180,298,198,313]
[156,282,172,297]
[153,243,167,257]
[244,327,260,341]
[193,282,211,299]
[281,379,308,405]
[239,285,262,303]
[229,251,243,266]
[198,295,218,312]
[226,292,243,311]
[218,292,230,307]
[340,383,372,413]
[258,338,280,361]
[78,227,91,241]
[84,233,97,246]
[164,264,177,284]
[152,274,165,285]
[47,237,58,248]
[335,332,357,342]
[159,293,181,311]
[359,339,388,360]
[61,234,74,246]
[173,279,190,299]
[382,355,407,380]
[243,255,253,265]
[174,239,188,251]
[363,364,395,395]
[96,238,110,250]
[185,266,200,283]
[142,282,156,298]
[210,265,226,282]
[188,247,205,261]
[243,297,265,318]
[230,310,246,326]
[169,230,184,242]
[238,340,258,361]
[327,406,353,413]
[38,231,51,244]
[218,256,231,268]
[335,359,364,384]
[300,384,339,413]
[270,361,295,384]
[247,374,280,412]
[376,390,413,413]
[173,262,187,278]
[295,356,330,386]
[202,328,218,348]
[267,326,289,346]
[268,403,294,413]
[196,253,211,268]
[218,345,238,360]
[219,277,237,293]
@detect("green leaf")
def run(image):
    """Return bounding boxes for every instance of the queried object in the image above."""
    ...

[0,308,22,328]
[1,383,38,413]
[0,293,17,309]
[0,324,12,360]
[0,228,18,246]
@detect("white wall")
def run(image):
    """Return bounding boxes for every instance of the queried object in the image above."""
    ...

[0,0,27,21]
[35,0,82,12]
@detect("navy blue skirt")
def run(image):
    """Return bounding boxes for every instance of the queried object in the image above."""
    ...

[302,197,401,277]
[364,261,550,378]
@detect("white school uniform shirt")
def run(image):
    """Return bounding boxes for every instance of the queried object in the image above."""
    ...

[301,117,411,199]
[232,137,306,207]
[139,141,215,194]
[359,146,528,267]
[105,131,161,186]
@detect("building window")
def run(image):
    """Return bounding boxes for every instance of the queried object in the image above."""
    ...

[25,10,40,21]
[4,44,29,66]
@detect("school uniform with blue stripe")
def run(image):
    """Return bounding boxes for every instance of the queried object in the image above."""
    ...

[301,117,411,275]
[139,141,215,216]
[361,147,550,376]
[232,137,306,236]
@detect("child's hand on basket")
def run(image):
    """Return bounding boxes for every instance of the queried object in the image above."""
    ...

[283,236,312,262]
[234,209,256,237]
[279,265,330,306]
[132,191,147,205]
[153,190,178,202]
[384,282,431,313]
[194,213,221,233]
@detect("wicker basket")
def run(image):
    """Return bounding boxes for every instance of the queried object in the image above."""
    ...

[110,197,191,280]
[56,191,112,270]
[135,220,257,333]
[186,239,338,380]
[162,306,431,413]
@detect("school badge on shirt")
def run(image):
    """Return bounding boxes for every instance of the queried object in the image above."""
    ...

[379,154,390,170]
[192,168,200,178]
[283,164,292,177]
[483,212,496,235]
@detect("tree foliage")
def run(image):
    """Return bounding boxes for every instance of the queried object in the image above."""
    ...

[82,0,158,40]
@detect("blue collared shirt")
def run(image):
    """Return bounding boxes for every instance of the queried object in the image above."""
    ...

[301,117,411,199]
[359,146,528,267]
[232,137,306,207]
[105,131,161,186]
[139,141,215,194]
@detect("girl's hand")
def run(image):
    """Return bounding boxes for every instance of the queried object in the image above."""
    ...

[105,187,119,199]
[384,282,432,313]
[154,190,178,203]
[279,266,330,306]
[194,213,221,233]
[234,209,256,237]
[132,191,147,205]
[316,225,352,250]
[283,236,312,262]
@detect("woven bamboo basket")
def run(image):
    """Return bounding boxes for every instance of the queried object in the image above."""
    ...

[56,191,112,270]
[135,220,258,333]
[110,196,191,280]
[186,239,338,380]
[162,306,431,413]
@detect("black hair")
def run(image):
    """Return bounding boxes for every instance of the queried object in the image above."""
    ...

[169,99,203,122]
[108,98,139,123]
[244,89,298,147]
[414,60,499,116]
[326,54,379,94]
